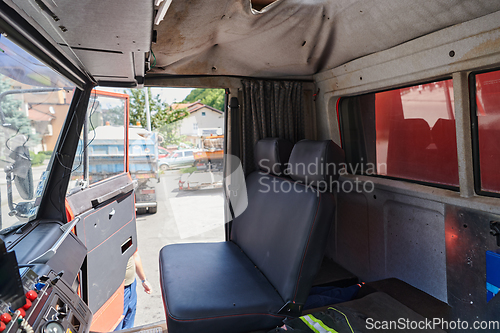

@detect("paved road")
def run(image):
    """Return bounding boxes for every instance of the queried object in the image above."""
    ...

[134,170,225,326]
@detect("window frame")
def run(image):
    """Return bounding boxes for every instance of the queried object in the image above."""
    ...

[338,77,460,192]
[469,67,500,198]
[71,89,130,189]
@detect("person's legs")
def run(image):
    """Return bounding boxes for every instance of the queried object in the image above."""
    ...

[114,280,138,331]
[121,279,137,330]
[115,283,132,331]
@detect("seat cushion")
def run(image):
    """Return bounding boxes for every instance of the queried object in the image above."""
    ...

[159,242,287,333]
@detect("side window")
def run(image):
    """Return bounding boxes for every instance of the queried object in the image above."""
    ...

[184,151,193,157]
[0,35,76,228]
[69,90,128,190]
[472,69,500,195]
[339,79,459,188]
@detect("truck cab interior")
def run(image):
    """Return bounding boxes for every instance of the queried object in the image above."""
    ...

[1,1,500,333]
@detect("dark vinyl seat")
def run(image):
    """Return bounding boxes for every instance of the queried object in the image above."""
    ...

[159,138,345,333]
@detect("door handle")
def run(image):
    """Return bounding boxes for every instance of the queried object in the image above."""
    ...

[91,181,136,207]
[109,209,116,219]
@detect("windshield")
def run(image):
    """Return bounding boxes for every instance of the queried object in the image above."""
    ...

[0,35,76,231]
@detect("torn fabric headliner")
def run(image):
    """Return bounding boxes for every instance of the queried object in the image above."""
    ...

[150,0,500,78]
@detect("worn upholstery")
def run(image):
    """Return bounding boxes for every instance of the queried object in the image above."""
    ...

[160,138,344,333]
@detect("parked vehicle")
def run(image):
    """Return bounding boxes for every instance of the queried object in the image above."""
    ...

[158,146,171,159]
[158,149,197,170]
[193,135,224,170]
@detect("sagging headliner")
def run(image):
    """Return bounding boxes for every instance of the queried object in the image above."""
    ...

[150,0,500,79]
[4,0,500,85]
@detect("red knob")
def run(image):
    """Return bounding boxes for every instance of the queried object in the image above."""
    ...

[0,321,6,332]
[16,308,26,318]
[26,290,37,301]
[23,299,32,310]
[0,313,11,324]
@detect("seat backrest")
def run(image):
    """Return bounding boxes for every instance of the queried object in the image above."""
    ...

[231,139,345,305]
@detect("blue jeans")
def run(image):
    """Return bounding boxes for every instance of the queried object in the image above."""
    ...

[115,279,137,330]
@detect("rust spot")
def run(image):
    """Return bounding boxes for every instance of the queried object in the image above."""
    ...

[462,37,500,60]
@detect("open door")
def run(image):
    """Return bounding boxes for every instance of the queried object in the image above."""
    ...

[65,90,137,331]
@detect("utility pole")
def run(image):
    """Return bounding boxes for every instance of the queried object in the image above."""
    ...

[144,87,152,132]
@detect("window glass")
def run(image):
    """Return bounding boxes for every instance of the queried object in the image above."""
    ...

[69,91,127,190]
[340,79,459,187]
[0,35,76,229]
[475,69,500,193]
[184,151,193,156]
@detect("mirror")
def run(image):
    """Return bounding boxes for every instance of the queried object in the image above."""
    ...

[8,137,34,200]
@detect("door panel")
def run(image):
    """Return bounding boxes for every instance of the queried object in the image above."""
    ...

[63,90,135,331]
[67,173,137,315]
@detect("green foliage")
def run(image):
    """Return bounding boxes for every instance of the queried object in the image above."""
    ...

[182,88,225,111]
[103,104,125,126]
[0,78,34,140]
[29,151,46,166]
[88,97,125,128]
[157,123,188,147]
[128,88,188,129]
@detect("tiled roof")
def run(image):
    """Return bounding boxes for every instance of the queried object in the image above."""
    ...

[171,100,223,114]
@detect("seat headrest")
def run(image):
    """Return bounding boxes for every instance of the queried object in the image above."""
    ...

[288,140,345,188]
[255,138,294,176]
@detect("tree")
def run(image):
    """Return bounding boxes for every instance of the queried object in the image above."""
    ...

[128,88,189,145]
[0,76,41,158]
[182,88,225,111]
[0,78,39,148]
[128,88,188,129]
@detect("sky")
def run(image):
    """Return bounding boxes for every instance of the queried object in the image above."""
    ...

[97,87,193,105]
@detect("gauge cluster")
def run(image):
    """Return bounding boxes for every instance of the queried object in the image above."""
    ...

[0,225,91,333]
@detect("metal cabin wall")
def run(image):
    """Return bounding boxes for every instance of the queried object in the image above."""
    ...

[332,186,448,302]
[312,9,500,322]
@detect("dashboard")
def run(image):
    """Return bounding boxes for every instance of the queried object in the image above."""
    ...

[0,220,91,333]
